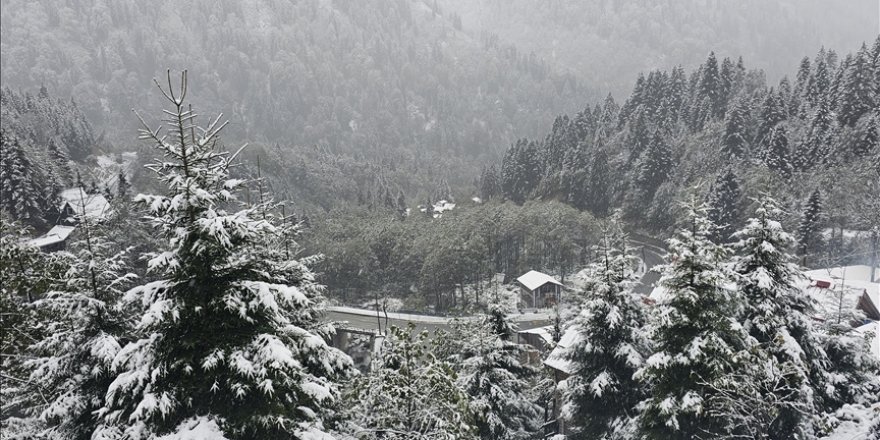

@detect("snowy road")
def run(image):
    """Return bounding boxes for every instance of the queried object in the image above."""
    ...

[324,306,552,335]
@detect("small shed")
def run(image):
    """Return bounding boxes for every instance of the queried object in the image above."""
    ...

[517,270,564,309]
[27,225,76,252]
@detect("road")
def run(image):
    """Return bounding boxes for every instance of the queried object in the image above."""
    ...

[325,233,667,334]
[325,306,552,336]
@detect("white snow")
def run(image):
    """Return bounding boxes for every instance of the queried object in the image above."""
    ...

[58,188,114,221]
[155,416,229,440]
[27,225,76,249]
[517,270,564,291]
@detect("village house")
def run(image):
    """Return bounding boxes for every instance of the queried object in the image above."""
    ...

[55,187,113,225]
[27,225,76,252]
[517,270,564,309]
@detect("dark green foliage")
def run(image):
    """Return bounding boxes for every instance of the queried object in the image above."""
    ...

[721,98,749,159]
[838,45,876,127]
[0,129,50,229]
[636,204,751,439]
[706,169,741,243]
[764,126,793,179]
[635,131,673,201]
[501,140,541,204]
[797,189,823,264]
[562,226,648,439]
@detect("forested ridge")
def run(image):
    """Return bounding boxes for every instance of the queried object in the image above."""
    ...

[0,0,591,206]
[1,2,879,438]
[487,39,879,264]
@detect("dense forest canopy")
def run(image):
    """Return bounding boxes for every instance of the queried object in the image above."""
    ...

[1,2,880,438]
[0,0,592,204]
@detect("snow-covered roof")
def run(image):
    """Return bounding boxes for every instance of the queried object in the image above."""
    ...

[853,321,879,361]
[27,225,76,249]
[518,325,555,346]
[543,328,580,375]
[59,188,113,221]
[517,270,564,291]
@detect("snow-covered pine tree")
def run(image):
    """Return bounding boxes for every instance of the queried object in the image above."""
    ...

[764,125,793,179]
[446,307,542,440]
[838,44,875,127]
[635,130,673,201]
[96,72,352,439]
[343,324,475,440]
[23,219,136,440]
[0,129,50,229]
[0,220,70,438]
[561,225,649,440]
[721,98,749,159]
[730,197,827,438]
[797,189,823,266]
[706,169,741,244]
[635,202,751,440]
[795,96,834,171]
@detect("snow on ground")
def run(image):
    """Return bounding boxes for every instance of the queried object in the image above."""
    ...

[819,401,880,440]
[91,151,138,193]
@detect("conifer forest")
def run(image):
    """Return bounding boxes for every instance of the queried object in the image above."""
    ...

[1,1,879,439]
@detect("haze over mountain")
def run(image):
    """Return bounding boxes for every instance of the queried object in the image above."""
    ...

[440,0,879,96]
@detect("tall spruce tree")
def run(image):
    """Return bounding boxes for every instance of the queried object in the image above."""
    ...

[96,72,352,439]
[706,169,741,243]
[561,225,649,440]
[635,131,673,201]
[0,129,49,229]
[730,197,827,438]
[764,126,793,179]
[635,202,752,439]
[24,221,136,440]
[721,98,749,159]
[838,45,875,127]
[797,190,823,266]
[449,308,542,440]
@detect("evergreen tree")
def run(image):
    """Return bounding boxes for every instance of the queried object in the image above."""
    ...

[561,226,649,439]
[24,224,136,440]
[0,220,70,438]
[344,324,476,440]
[0,129,49,229]
[625,108,652,164]
[96,73,352,439]
[764,126,793,179]
[730,198,827,438]
[698,52,724,119]
[479,165,501,201]
[500,140,540,204]
[755,90,785,150]
[47,137,73,183]
[449,308,542,440]
[635,202,751,439]
[796,189,823,267]
[795,96,834,170]
[851,111,879,158]
[587,149,613,217]
[706,169,741,243]
[721,98,749,159]
[635,131,673,201]
[838,45,875,127]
